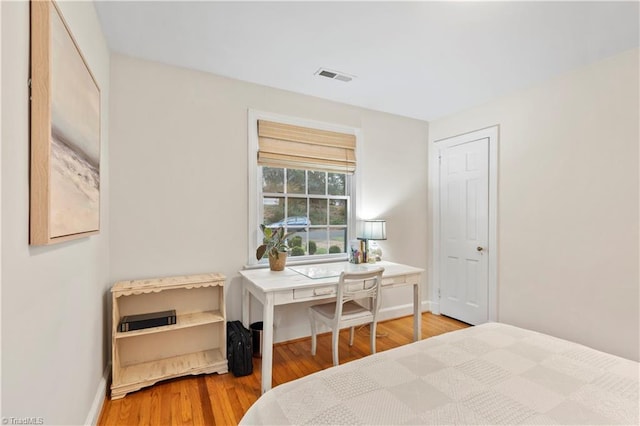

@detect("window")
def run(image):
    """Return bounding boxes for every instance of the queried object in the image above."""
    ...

[261,167,350,258]
[248,112,358,265]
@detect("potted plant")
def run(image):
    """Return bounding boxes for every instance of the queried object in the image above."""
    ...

[256,224,296,271]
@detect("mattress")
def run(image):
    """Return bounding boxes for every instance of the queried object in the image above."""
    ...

[240,323,639,425]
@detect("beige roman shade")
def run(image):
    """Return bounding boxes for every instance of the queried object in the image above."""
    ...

[257,120,356,174]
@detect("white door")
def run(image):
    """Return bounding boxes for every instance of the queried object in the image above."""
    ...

[439,137,489,325]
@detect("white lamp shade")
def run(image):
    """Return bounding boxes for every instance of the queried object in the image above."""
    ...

[359,220,387,240]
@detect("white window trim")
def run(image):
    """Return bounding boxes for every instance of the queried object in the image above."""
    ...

[247,109,361,267]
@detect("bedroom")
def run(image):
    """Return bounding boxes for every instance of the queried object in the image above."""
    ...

[1,1,638,425]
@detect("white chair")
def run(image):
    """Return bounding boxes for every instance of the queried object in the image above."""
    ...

[308,268,385,366]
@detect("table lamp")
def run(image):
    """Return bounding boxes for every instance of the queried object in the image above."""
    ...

[358,220,386,262]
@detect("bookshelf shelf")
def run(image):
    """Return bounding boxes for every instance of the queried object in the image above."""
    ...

[111,273,227,399]
[115,310,224,339]
[115,349,226,394]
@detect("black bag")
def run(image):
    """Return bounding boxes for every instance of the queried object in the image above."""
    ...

[227,320,253,377]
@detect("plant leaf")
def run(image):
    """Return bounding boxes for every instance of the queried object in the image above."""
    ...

[263,226,272,239]
[256,245,267,260]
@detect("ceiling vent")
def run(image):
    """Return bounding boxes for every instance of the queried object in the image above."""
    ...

[315,68,355,83]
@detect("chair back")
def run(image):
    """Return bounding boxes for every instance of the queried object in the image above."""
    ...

[334,268,384,321]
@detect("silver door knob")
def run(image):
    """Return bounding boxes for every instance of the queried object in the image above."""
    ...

[476,246,484,252]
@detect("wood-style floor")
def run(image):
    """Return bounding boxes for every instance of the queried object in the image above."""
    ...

[98,313,469,426]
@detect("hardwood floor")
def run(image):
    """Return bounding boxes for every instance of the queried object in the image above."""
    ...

[98,313,469,426]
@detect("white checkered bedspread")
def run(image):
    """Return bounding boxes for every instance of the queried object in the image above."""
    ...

[240,323,639,425]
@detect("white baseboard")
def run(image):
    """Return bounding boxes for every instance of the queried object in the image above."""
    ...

[377,300,433,322]
[273,300,435,343]
[85,363,110,426]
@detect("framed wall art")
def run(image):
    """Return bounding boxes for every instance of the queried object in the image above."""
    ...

[30,0,101,245]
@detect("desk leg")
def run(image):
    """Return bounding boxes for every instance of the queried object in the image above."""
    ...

[242,281,250,328]
[413,280,422,341]
[261,293,275,394]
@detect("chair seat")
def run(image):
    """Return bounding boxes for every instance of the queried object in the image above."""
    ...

[310,301,372,322]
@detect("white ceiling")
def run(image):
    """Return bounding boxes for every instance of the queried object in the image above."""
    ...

[95,1,639,121]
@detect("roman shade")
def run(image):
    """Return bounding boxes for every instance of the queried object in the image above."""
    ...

[257,120,356,174]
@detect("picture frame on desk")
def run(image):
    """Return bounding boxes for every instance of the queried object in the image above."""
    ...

[349,239,362,263]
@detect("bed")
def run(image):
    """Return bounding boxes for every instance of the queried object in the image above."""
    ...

[240,323,639,425]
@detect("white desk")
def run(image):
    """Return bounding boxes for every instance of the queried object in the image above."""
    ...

[239,260,424,394]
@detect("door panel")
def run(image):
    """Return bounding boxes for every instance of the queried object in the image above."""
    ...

[440,138,489,325]
[445,256,460,301]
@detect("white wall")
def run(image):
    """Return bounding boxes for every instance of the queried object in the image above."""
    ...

[429,49,639,361]
[108,54,429,342]
[1,1,110,424]
[0,2,3,418]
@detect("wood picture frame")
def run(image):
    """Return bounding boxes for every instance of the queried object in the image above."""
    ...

[30,0,101,245]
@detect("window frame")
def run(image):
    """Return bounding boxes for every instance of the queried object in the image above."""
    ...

[247,110,360,267]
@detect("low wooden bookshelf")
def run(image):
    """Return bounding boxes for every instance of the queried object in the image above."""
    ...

[110,273,228,399]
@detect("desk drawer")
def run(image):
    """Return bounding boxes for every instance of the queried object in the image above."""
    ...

[294,283,369,300]
[293,286,335,300]
[383,275,407,286]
